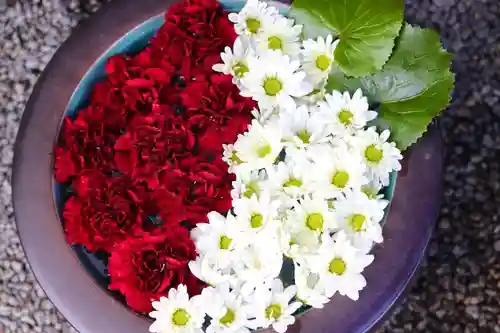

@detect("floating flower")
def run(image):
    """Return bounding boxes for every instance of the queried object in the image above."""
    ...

[301,35,339,86]
[228,0,277,36]
[213,36,256,82]
[306,232,374,300]
[318,89,377,137]
[247,279,301,333]
[350,127,403,186]
[334,190,387,252]
[203,283,252,333]
[149,284,206,333]
[239,51,312,110]
[255,16,302,56]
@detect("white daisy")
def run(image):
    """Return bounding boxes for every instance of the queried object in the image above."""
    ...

[360,179,385,200]
[285,196,337,235]
[334,190,387,252]
[255,16,302,56]
[308,144,368,199]
[231,169,268,200]
[350,127,403,186]
[213,36,256,82]
[233,242,283,297]
[240,51,312,110]
[222,143,245,174]
[278,104,329,149]
[293,262,329,309]
[265,157,312,201]
[306,232,374,300]
[234,119,283,171]
[149,285,206,333]
[232,190,281,241]
[278,225,321,262]
[247,279,301,333]
[228,0,277,36]
[190,212,240,269]
[301,35,339,86]
[318,89,377,136]
[203,284,251,333]
[188,255,237,288]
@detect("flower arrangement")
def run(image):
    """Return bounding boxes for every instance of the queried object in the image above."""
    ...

[53,0,453,332]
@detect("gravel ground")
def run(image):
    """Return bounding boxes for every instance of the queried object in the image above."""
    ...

[1,0,499,332]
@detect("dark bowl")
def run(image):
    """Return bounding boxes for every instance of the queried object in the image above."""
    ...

[12,0,445,332]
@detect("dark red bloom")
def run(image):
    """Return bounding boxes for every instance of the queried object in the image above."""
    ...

[114,111,196,189]
[151,0,237,78]
[159,155,234,224]
[63,171,153,252]
[108,227,204,313]
[54,107,119,183]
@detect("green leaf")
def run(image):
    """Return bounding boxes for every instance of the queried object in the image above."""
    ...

[288,8,334,40]
[339,25,454,150]
[292,0,404,77]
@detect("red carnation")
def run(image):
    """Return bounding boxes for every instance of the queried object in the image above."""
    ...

[54,107,119,183]
[159,155,234,224]
[151,0,236,78]
[114,111,196,189]
[63,171,153,252]
[108,227,204,313]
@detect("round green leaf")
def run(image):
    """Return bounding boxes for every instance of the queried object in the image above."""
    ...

[292,0,404,77]
[331,25,454,150]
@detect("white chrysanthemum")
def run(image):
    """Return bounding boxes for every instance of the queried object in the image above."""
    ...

[306,232,374,300]
[360,179,385,200]
[233,242,283,297]
[278,225,321,262]
[191,212,241,269]
[334,190,387,252]
[265,157,312,201]
[228,0,277,36]
[203,284,251,333]
[222,144,246,174]
[285,196,337,236]
[232,190,281,241]
[278,104,329,149]
[350,127,403,186]
[318,89,377,136]
[293,262,329,308]
[231,169,267,200]
[308,144,368,199]
[255,16,302,56]
[213,36,256,83]
[301,35,339,85]
[247,279,301,333]
[149,285,205,333]
[234,119,283,171]
[240,51,312,110]
[189,255,237,288]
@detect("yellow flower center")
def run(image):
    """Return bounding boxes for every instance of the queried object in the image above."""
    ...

[219,235,232,250]
[220,308,235,325]
[256,143,272,158]
[246,17,261,34]
[268,36,283,50]
[365,145,383,163]
[315,54,331,71]
[172,309,190,326]
[229,151,243,165]
[331,171,349,188]
[306,213,324,231]
[328,258,346,275]
[232,61,249,78]
[265,304,282,320]
[338,109,353,125]
[250,213,263,228]
[296,129,311,144]
[283,177,302,188]
[243,181,260,198]
[263,77,282,96]
[349,214,366,232]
